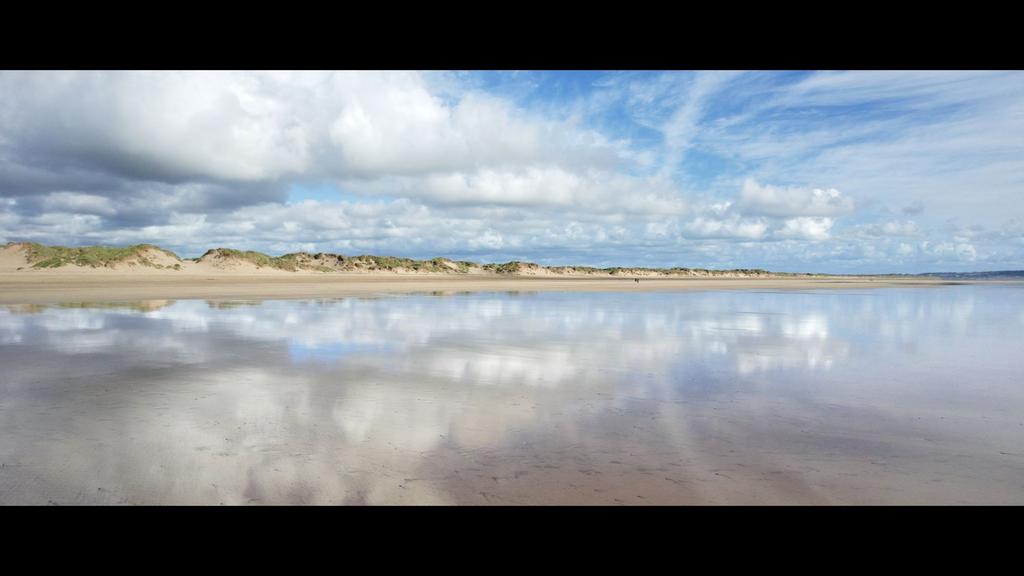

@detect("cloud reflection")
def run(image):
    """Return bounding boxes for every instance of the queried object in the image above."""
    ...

[2,286,1024,504]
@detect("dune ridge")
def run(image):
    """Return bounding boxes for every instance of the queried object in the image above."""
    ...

[1,242,825,278]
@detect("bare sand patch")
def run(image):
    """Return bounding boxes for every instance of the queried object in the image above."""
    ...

[0,270,957,305]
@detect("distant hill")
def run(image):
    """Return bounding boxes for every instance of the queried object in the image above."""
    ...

[915,270,1024,280]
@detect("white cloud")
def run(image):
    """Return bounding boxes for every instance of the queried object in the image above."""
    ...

[738,179,854,218]
[930,241,978,262]
[1,70,1021,273]
[328,86,618,177]
[340,167,687,216]
[706,71,1024,226]
[881,221,919,236]
[684,215,768,240]
[775,217,835,241]
[1,71,312,182]
[0,71,629,187]
[42,192,117,216]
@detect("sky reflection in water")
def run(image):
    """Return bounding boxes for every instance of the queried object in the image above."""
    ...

[1,286,1023,504]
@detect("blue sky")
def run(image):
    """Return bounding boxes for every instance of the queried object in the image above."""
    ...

[1,70,1022,273]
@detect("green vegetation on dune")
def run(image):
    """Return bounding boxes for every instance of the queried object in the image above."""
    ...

[19,242,180,269]
[348,255,474,272]
[6,242,827,277]
[482,261,537,274]
[200,248,301,271]
[350,255,421,271]
[453,260,476,273]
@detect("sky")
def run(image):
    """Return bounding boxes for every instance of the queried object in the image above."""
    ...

[1,70,1022,273]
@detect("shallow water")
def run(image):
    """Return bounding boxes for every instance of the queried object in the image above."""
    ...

[2,285,1023,505]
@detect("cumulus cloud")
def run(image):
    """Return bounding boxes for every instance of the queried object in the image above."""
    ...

[0,71,311,183]
[42,192,116,217]
[738,179,855,218]
[326,87,619,177]
[1,70,1020,272]
[683,215,768,240]
[929,241,978,261]
[345,168,687,215]
[0,71,623,189]
[677,181,847,243]
[0,71,676,258]
[0,71,668,226]
[775,217,835,241]
[881,221,919,236]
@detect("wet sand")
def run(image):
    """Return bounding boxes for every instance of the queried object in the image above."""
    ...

[2,288,1023,505]
[0,272,954,304]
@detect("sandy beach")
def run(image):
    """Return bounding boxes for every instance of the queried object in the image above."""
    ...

[0,271,957,305]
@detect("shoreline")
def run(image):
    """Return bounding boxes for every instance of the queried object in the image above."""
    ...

[0,272,969,305]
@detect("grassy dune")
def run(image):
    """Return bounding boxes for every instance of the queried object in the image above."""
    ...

[197,248,304,271]
[5,242,826,277]
[18,243,182,270]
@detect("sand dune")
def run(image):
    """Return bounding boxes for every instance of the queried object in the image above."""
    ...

[0,241,959,304]
[1,242,809,277]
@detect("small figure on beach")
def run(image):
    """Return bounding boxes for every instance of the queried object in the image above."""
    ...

[635,278,639,283]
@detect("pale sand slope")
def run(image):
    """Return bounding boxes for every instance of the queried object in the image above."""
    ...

[0,244,29,272]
